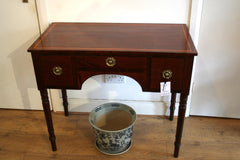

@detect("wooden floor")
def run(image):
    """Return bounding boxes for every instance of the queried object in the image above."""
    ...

[0,109,239,160]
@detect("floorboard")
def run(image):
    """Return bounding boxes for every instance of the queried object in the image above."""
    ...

[0,109,239,160]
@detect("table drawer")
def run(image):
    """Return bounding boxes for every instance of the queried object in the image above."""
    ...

[151,58,185,91]
[75,56,146,72]
[40,55,74,87]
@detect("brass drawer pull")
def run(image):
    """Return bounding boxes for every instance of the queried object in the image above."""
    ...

[106,57,116,67]
[53,66,63,76]
[162,70,172,80]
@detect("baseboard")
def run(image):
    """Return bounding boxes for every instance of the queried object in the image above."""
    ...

[55,98,180,116]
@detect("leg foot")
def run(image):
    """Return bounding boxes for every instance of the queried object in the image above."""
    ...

[49,135,57,151]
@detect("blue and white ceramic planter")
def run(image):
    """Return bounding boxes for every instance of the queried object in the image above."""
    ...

[89,103,137,155]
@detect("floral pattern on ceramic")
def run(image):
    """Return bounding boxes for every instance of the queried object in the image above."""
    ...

[94,126,133,153]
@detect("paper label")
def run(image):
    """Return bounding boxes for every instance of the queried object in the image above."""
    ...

[160,81,171,96]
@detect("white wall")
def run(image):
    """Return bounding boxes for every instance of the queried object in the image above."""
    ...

[36,0,49,32]
[46,0,190,23]
[190,0,240,118]
[0,0,42,110]
[41,0,195,115]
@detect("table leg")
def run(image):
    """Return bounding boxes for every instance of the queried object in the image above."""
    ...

[40,89,57,151]
[61,89,69,116]
[174,93,188,157]
[169,92,176,121]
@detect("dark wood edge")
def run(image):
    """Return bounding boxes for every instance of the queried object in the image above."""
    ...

[29,50,197,57]
[182,25,198,55]
[181,56,195,94]
[27,23,53,52]
[31,53,44,90]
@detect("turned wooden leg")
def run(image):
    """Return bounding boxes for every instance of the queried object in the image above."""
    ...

[169,92,176,121]
[174,93,188,157]
[61,89,69,116]
[40,89,57,151]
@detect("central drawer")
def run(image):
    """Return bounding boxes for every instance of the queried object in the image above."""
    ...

[75,56,147,73]
[74,56,148,90]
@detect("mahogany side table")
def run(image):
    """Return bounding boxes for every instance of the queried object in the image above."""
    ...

[28,23,197,157]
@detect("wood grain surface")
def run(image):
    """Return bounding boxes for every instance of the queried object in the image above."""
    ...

[28,23,197,55]
[0,109,239,160]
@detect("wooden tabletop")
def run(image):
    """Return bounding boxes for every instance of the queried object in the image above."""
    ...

[28,23,197,55]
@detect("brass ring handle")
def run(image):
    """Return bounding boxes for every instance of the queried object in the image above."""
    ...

[106,57,116,67]
[162,70,172,80]
[52,66,63,76]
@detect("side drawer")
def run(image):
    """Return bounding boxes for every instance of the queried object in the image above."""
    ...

[40,55,74,87]
[150,57,185,91]
[75,56,147,72]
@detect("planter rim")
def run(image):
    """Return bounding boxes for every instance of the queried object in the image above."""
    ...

[89,102,137,133]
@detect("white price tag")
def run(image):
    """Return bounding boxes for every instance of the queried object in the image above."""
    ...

[160,81,171,96]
